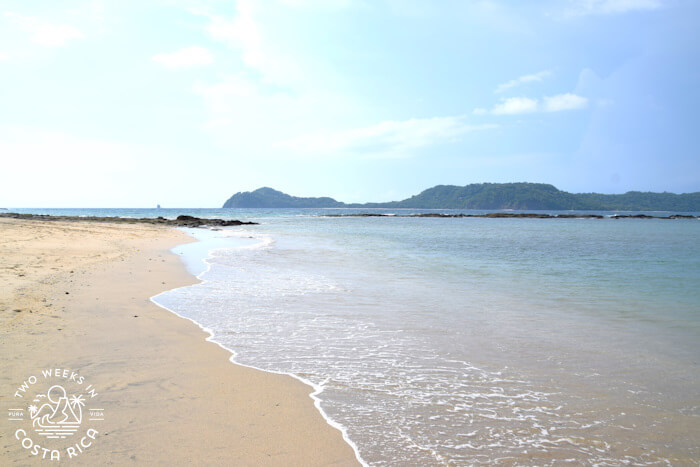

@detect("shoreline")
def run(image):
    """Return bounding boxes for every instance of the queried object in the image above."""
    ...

[151,227,366,466]
[0,218,359,465]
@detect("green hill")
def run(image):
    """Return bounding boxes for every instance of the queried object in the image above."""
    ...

[222,187,344,208]
[222,183,700,211]
[383,183,589,210]
[575,191,700,212]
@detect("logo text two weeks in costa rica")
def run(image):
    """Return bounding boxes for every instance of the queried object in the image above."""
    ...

[8,368,105,462]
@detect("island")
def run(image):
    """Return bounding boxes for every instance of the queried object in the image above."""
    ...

[222,183,700,212]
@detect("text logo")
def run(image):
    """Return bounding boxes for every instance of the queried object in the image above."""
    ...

[8,368,104,462]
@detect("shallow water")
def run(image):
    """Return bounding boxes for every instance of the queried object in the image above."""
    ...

[158,214,699,465]
[13,208,700,464]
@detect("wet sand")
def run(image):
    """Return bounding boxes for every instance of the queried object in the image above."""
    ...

[0,218,358,465]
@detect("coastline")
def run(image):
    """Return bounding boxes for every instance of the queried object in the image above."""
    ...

[0,218,358,465]
[151,227,366,465]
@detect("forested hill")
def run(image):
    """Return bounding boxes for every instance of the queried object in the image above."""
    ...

[222,184,700,211]
[222,187,345,208]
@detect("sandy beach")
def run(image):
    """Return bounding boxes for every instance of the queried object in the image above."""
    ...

[0,218,358,465]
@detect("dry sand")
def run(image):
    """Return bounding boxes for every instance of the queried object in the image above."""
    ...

[0,218,359,466]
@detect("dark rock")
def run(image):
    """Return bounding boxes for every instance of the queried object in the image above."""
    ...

[321,212,693,220]
[555,214,604,219]
[611,214,656,219]
[0,213,258,228]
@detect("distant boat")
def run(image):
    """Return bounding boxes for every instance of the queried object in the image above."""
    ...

[157,204,161,209]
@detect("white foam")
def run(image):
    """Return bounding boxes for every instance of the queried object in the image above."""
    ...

[150,228,368,467]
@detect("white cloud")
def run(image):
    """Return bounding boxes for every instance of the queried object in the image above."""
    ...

[152,46,214,68]
[278,116,497,156]
[204,1,262,69]
[191,72,369,157]
[0,126,139,205]
[4,12,84,47]
[492,97,539,115]
[481,94,588,115]
[1,126,134,172]
[496,70,552,93]
[193,1,308,89]
[543,93,589,112]
[0,125,195,206]
[563,0,664,17]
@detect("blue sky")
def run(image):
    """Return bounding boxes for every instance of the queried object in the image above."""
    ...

[0,0,698,207]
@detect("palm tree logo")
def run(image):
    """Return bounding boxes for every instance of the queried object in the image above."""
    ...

[69,394,86,421]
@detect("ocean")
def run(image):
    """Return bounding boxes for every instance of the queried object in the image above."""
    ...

[11,208,700,465]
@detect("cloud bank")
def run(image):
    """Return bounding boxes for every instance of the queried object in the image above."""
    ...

[4,12,83,47]
[476,93,588,115]
[496,70,552,94]
[279,117,497,156]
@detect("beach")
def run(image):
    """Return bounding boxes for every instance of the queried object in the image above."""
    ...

[2,0,697,462]
[0,218,358,465]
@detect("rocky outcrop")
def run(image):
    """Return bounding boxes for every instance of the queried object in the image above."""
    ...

[323,212,697,220]
[170,215,257,227]
[0,213,258,227]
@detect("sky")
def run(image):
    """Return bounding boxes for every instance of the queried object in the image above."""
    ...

[0,0,698,207]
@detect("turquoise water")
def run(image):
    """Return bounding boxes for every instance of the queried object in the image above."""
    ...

[12,208,700,464]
